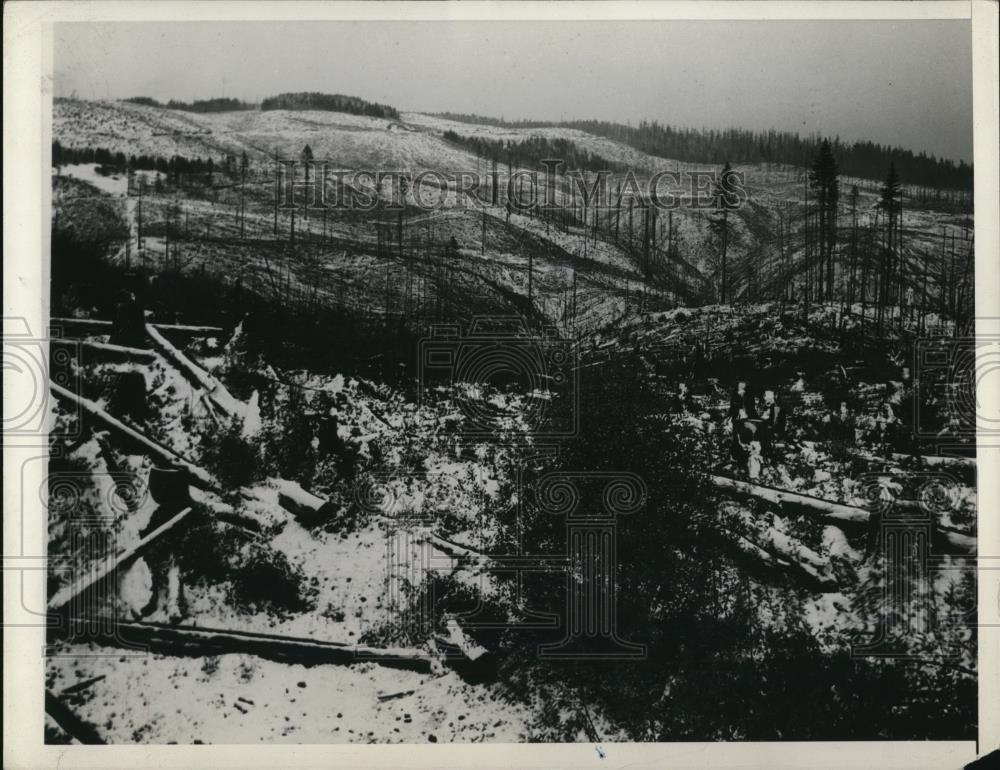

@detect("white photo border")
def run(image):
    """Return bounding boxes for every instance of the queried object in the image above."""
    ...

[4,2,998,768]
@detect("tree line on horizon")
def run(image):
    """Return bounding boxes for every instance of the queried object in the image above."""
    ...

[442,130,628,174]
[125,96,255,113]
[259,92,399,119]
[432,112,973,191]
[123,92,399,120]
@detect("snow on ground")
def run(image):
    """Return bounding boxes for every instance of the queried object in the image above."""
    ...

[47,644,540,743]
[404,112,712,176]
[47,101,976,737]
[54,100,483,173]
[45,298,978,743]
[56,163,128,197]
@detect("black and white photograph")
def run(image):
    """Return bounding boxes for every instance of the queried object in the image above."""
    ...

[4,2,999,768]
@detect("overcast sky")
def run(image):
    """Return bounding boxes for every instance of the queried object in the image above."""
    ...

[54,20,973,162]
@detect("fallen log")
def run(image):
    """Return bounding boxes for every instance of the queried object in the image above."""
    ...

[723,505,839,590]
[727,530,789,569]
[52,337,158,363]
[50,382,217,489]
[902,453,975,470]
[47,506,196,615]
[377,688,416,702]
[50,317,113,335]
[710,475,871,523]
[189,486,281,534]
[270,477,337,523]
[712,474,975,554]
[936,528,977,553]
[53,385,267,533]
[423,533,494,568]
[435,614,496,683]
[87,620,434,673]
[847,447,975,471]
[421,533,568,573]
[145,323,217,391]
[60,674,107,696]
[721,529,840,591]
[51,318,225,338]
[152,322,225,337]
[49,389,266,533]
[145,323,245,420]
[45,690,105,745]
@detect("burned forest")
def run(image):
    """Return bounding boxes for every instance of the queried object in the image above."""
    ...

[42,93,977,745]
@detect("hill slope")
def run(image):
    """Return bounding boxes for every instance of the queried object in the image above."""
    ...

[52,99,974,337]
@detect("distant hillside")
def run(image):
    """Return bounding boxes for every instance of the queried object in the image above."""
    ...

[442,129,627,172]
[260,92,399,119]
[49,97,975,341]
[124,92,398,119]
[431,112,972,190]
[125,96,255,113]
[566,120,973,191]
[430,112,552,129]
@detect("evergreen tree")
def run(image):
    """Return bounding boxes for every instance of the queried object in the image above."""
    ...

[709,162,738,303]
[301,144,314,221]
[877,163,902,335]
[809,140,839,301]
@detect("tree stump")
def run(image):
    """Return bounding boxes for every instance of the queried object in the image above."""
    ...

[110,370,149,422]
[147,467,191,510]
[317,414,342,455]
[110,292,147,347]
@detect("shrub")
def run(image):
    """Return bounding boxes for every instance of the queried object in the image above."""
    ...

[230,542,314,615]
[199,417,262,489]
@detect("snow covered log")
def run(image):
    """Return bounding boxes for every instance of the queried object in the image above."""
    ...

[711,475,975,554]
[847,447,975,471]
[423,533,494,569]
[710,475,871,523]
[423,533,567,573]
[49,317,114,335]
[50,317,224,338]
[435,615,497,682]
[270,478,337,523]
[47,506,196,615]
[151,321,225,337]
[52,337,158,363]
[722,504,840,590]
[937,528,977,553]
[189,487,285,534]
[145,323,245,420]
[52,386,269,535]
[45,690,106,744]
[898,453,975,470]
[721,529,839,591]
[50,382,217,490]
[89,620,434,673]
